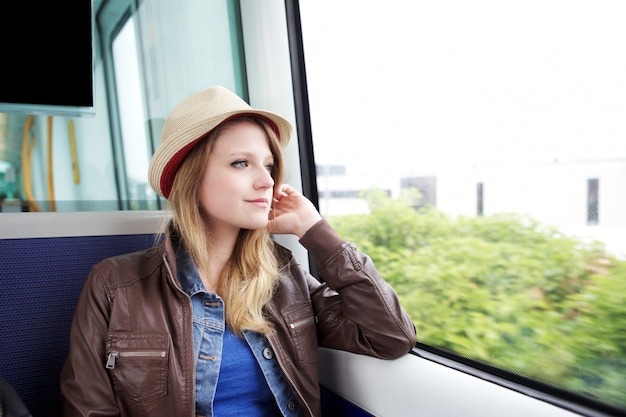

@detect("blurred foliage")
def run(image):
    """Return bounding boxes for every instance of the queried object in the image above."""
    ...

[327,188,626,410]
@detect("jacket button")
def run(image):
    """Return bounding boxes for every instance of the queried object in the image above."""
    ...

[287,400,297,411]
[262,347,274,359]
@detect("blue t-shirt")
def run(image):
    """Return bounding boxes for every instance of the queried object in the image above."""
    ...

[213,328,280,416]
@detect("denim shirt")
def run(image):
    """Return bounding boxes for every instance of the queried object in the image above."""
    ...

[175,245,302,417]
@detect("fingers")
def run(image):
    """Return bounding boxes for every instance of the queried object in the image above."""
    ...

[274,184,296,202]
[276,184,292,196]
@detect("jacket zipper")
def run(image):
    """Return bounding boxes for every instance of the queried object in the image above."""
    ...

[289,316,315,329]
[105,350,166,369]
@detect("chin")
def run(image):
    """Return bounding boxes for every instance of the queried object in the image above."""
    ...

[242,220,270,231]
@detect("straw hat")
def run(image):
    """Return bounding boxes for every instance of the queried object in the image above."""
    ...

[148,86,292,199]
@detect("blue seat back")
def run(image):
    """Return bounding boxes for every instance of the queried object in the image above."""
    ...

[0,234,154,417]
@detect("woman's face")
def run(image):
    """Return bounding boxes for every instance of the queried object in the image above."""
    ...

[198,120,275,234]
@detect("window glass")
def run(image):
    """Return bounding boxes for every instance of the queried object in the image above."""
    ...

[113,16,153,209]
[300,0,626,411]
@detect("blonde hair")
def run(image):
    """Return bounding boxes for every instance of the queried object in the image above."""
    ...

[163,116,285,335]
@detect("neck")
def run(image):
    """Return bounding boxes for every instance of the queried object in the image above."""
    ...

[198,269,220,294]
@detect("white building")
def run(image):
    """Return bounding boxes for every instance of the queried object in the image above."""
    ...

[317,158,626,258]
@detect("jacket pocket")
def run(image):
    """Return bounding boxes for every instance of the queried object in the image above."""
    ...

[282,301,318,364]
[106,332,169,403]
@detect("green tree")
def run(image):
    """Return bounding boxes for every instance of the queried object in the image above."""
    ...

[327,189,626,410]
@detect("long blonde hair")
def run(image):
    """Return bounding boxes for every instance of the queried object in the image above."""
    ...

[163,116,285,335]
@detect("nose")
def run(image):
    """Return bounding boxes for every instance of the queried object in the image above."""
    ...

[254,166,274,190]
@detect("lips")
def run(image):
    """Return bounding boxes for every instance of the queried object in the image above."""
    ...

[247,198,270,208]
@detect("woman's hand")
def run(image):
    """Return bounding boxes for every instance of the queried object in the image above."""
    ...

[268,184,322,238]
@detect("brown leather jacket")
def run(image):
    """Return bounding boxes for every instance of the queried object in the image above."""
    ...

[60,220,416,417]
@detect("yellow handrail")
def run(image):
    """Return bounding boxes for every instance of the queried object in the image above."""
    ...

[68,119,80,184]
[20,115,41,212]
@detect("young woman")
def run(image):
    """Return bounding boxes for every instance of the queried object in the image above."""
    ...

[60,86,416,417]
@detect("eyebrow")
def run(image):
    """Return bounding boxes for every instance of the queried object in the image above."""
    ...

[226,150,274,160]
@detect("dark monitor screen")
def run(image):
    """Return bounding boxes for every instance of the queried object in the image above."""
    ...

[0,2,95,117]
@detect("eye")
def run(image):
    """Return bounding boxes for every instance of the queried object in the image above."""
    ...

[231,159,248,168]
[265,162,274,172]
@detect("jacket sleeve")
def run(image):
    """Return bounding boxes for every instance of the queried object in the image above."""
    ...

[298,219,417,359]
[59,262,120,417]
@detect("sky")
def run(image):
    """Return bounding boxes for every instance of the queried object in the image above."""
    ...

[298,0,626,174]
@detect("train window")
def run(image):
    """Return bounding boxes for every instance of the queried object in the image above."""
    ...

[300,0,626,413]
[112,15,152,208]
